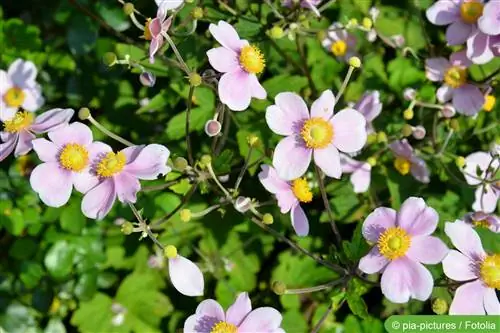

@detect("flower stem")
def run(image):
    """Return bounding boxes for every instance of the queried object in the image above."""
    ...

[314,165,342,246]
[234,146,253,192]
[162,32,190,74]
[336,66,354,102]
[186,85,195,165]
[87,115,134,147]
[285,278,347,295]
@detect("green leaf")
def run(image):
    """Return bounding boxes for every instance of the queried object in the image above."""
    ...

[60,199,86,234]
[20,262,45,289]
[44,240,76,279]
[67,15,98,55]
[74,271,98,301]
[95,2,130,32]
[262,74,308,98]
[387,57,425,92]
[213,149,234,174]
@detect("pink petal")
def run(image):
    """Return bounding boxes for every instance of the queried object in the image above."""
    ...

[0,104,17,122]
[397,197,438,236]
[182,314,200,333]
[444,220,486,259]
[88,141,113,162]
[340,153,364,173]
[238,307,283,332]
[14,130,35,157]
[226,292,252,326]
[258,164,291,194]
[484,288,500,315]
[266,92,309,136]
[30,162,73,207]
[410,156,430,184]
[425,0,460,25]
[310,89,335,120]
[276,190,297,214]
[219,70,252,111]
[362,207,397,242]
[81,179,116,220]
[248,74,266,100]
[272,135,312,181]
[354,91,382,123]
[290,203,309,236]
[436,85,453,103]
[32,138,58,162]
[389,139,413,159]
[452,84,484,116]
[330,109,367,153]
[425,57,450,81]
[449,280,487,315]
[472,185,499,214]
[195,299,225,321]
[169,255,204,296]
[478,2,500,36]
[8,59,38,87]
[123,144,171,180]
[450,49,473,67]
[406,235,449,264]
[463,152,494,185]
[358,247,389,274]
[442,250,478,281]
[206,47,239,73]
[208,21,246,52]
[114,171,140,203]
[155,0,183,11]
[446,20,473,46]
[0,134,17,162]
[313,143,341,179]
[467,31,494,65]
[72,168,99,194]
[148,37,161,64]
[21,87,44,112]
[48,122,93,147]
[30,108,74,134]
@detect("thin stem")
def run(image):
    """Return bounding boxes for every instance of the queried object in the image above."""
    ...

[438,129,454,156]
[214,106,231,156]
[285,278,346,295]
[264,0,284,18]
[336,66,354,102]
[152,182,199,227]
[311,303,333,333]
[319,0,336,12]
[162,32,190,74]
[87,115,134,147]
[207,163,233,199]
[186,86,195,165]
[314,166,342,246]
[414,101,444,110]
[267,38,304,75]
[142,178,186,193]
[129,203,164,249]
[296,35,317,96]
[234,146,253,192]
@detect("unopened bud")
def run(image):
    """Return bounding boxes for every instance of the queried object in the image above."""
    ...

[366,133,377,144]
[200,155,212,166]
[191,7,204,19]
[441,104,456,118]
[362,17,373,29]
[348,56,361,68]
[483,95,495,112]
[403,108,414,120]
[164,245,178,259]
[432,298,448,315]
[347,18,358,27]
[247,135,259,147]
[121,222,134,235]
[403,88,416,101]
[234,196,251,213]
[412,126,426,140]
[180,209,191,222]
[272,281,287,295]
[189,72,202,87]
[173,157,188,171]
[402,124,413,137]
[103,52,117,66]
[376,131,387,143]
[269,26,285,39]
[455,156,466,168]
[262,213,274,225]
[123,3,135,16]
[139,71,156,87]
[391,34,405,47]
[205,120,221,137]
[78,108,91,120]
[367,156,377,167]
[449,119,459,131]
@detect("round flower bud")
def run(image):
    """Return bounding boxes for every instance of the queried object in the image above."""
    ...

[234,196,251,213]
[412,125,426,140]
[272,281,287,295]
[173,157,188,171]
[455,156,466,168]
[376,131,388,143]
[189,72,203,87]
[180,209,192,222]
[402,124,413,137]
[200,154,212,166]
[204,120,221,137]
[262,213,274,225]
[367,156,377,167]
[432,298,448,315]
[218,174,230,183]
[347,18,358,27]
[441,104,456,118]
[247,135,259,147]
[78,107,91,120]
[103,52,117,66]
[269,26,284,39]
[449,119,459,131]
[403,108,414,120]
[391,34,405,47]
[366,133,377,145]
[348,56,362,68]
[403,88,416,101]
[121,222,134,235]
[123,3,135,16]
[164,245,178,259]
[362,17,373,29]
[483,95,496,112]
[139,71,156,87]
[191,7,204,19]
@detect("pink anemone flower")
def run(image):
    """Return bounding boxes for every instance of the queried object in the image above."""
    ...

[321,23,357,62]
[0,108,73,162]
[184,292,284,333]
[463,211,500,233]
[354,91,382,134]
[425,50,485,116]
[442,221,500,315]
[146,7,173,64]
[462,151,499,213]
[207,21,267,111]
[81,144,171,220]
[466,1,500,63]
[266,90,367,181]
[258,164,311,236]
[155,0,184,11]
[358,197,449,303]
[30,122,105,207]
[389,139,430,183]
[340,153,371,193]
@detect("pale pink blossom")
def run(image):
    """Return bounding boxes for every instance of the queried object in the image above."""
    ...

[462,151,499,213]
[340,154,371,193]
[389,139,430,183]
[147,7,173,63]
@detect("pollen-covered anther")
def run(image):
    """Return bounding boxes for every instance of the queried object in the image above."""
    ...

[96,151,126,177]
[210,321,238,333]
[300,117,334,149]
[59,143,89,172]
[394,156,411,175]
[330,40,347,57]
[480,254,500,289]
[239,45,265,74]
[3,87,25,108]
[291,178,313,203]
[460,0,484,24]
[378,227,411,260]
[3,111,34,133]
[444,66,467,89]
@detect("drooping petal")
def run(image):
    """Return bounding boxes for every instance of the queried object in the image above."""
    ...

[483,288,500,315]
[290,203,309,236]
[32,138,58,162]
[182,315,201,333]
[226,292,252,326]
[425,0,460,25]
[406,236,448,264]
[30,108,74,133]
[389,139,414,159]
[355,91,382,123]
[30,162,73,207]
[425,57,450,81]
[313,143,341,179]
[48,122,93,147]
[169,255,204,296]
[362,207,397,242]
[266,92,309,136]
[72,168,100,194]
[436,85,453,103]
[442,250,479,281]
[310,89,335,120]
[258,164,291,194]
[330,109,367,153]
[81,179,117,220]
[446,20,473,46]
[8,59,38,87]
[0,134,17,162]
[238,307,283,332]
[472,185,499,214]
[444,220,486,259]
[114,171,141,203]
[122,144,171,180]
[410,156,430,184]
[272,135,312,181]
[14,130,35,157]
[478,1,500,36]
[208,21,246,52]
[463,151,494,185]
[358,247,389,274]
[397,197,438,236]
[218,70,252,111]
[449,280,487,315]
[467,31,494,65]
[248,74,267,100]
[206,47,239,73]
[452,84,484,116]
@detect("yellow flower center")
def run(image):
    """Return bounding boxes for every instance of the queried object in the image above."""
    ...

[330,40,347,57]
[96,151,126,177]
[239,45,265,74]
[444,66,467,88]
[3,87,25,108]
[300,117,334,149]
[210,321,238,333]
[460,1,484,24]
[378,227,411,260]
[480,254,500,289]
[59,144,89,172]
[143,18,152,40]
[394,156,411,176]
[3,111,34,133]
[483,95,495,112]
[473,219,490,229]
[291,178,313,203]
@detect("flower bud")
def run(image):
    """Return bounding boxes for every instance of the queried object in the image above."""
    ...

[412,125,426,140]
[483,95,495,112]
[367,156,377,167]
[121,222,134,235]
[366,133,377,144]
[272,281,287,295]
[204,120,221,137]
[189,72,203,87]
[164,245,178,259]
[376,131,388,143]
[173,156,188,171]
[200,154,212,166]
[403,108,414,120]
[362,17,373,29]
[403,88,416,101]
[391,34,405,47]
[262,213,274,225]
[432,298,448,315]
[123,3,135,16]
[139,71,156,87]
[78,107,91,120]
[247,135,259,147]
[103,52,117,66]
[455,156,466,168]
[402,124,413,137]
[269,26,285,39]
[348,56,361,68]
[369,7,380,21]
[449,119,459,131]
[218,174,230,183]
[234,196,251,213]
[191,7,204,19]
[347,18,358,28]
[180,209,192,222]
[441,104,456,118]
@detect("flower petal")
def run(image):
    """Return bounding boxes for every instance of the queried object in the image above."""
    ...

[410,156,430,184]
[452,84,484,116]
[450,49,473,67]
[272,135,312,181]
[8,59,38,87]
[48,122,93,147]
[226,292,252,326]
[14,130,35,157]
[81,179,116,220]
[219,70,252,111]
[72,168,100,194]
[276,190,297,214]
[463,152,494,185]
[406,236,448,264]
[478,1,500,36]
[314,143,341,178]
[30,162,73,207]
[425,0,460,25]
[123,144,171,180]
[32,138,58,162]
[21,87,44,112]
[290,203,309,236]
[467,31,494,65]
[155,0,184,11]
[30,108,74,134]
[425,57,450,81]
[0,134,17,162]
[397,197,438,236]
[389,139,413,159]
[238,307,283,332]
[310,89,335,120]
[114,171,140,203]
[362,207,397,242]
[472,185,499,214]
[330,109,367,153]
[449,280,487,315]
[258,164,291,194]
[208,21,246,52]
[206,47,239,73]
[169,255,204,296]
[350,163,371,193]
[248,74,267,100]
[446,20,473,46]
[266,92,309,136]
[354,91,382,123]
[444,220,486,259]
[358,247,389,274]
[436,85,453,103]
[195,299,225,321]
[483,287,500,315]
[442,250,478,281]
